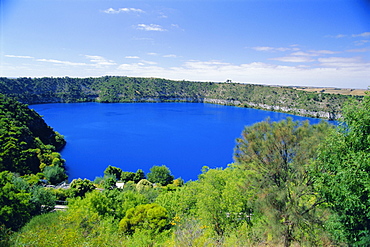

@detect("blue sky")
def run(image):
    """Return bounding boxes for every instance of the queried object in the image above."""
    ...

[1,0,369,89]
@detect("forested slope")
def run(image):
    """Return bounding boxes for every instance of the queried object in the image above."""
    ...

[0,93,66,175]
[0,76,362,119]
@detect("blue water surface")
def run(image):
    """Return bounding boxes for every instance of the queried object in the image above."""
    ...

[30,103,324,182]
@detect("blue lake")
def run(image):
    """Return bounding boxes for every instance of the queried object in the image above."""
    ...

[30,103,324,182]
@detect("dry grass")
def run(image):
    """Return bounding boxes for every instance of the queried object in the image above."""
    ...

[293,87,368,96]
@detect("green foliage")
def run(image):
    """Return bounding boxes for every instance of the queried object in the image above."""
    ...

[69,178,95,197]
[172,219,213,246]
[104,165,123,180]
[234,118,333,246]
[147,165,174,186]
[133,169,146,183]
[0,224,13,247]
[103,166,147,184]
[0,171,56,231]
[0,171,32,231]
[0,93,66,175]
[136,179,153,192]
[12,209,124,247]
[121,171,135,182]
[193,166,252,237]
[43,165,67,184]
[155,186,196,219]
[313,94,370,245]
[102,176,117,190]
[104,189,148,219]
[119,203,171,235]
[29,186,56,215]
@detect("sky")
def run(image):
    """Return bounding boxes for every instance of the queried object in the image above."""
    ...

[1,0,370,89]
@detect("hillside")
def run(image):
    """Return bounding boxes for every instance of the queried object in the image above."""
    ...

[0,76,364,119]
[0,93,66,175]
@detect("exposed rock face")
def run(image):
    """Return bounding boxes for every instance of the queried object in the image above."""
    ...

[203,98,340,120]
[127,97,340,120]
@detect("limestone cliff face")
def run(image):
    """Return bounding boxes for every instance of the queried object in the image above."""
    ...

[203,98,340,120]
[126,97,340,120]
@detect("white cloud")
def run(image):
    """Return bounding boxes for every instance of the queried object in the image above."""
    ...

[252,46,275,51]
[125,56,140,59]
[326,34,347,38]
[346,48,370,53]
[36,58,88,66]
[269,56,315,63]
[147,53,158,56]
[318,56,370,69]
[290,51,315,56]
[354,40,370,46]
[103,8,144,14]
[114,58,370,89]
[352,32,370,38]
[252,46,299,52]
[136,24,166,31]
[85,55,116,67]
[6,55,116,68]
[308,50,340,55]
[141,60,157,65]
[163,54,178,58]
[327,32,370,39]
[5,55,34,59]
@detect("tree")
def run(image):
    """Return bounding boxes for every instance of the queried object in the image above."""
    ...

[43,165,67,184]
[234,118,332,246]
[194,166,251,237]
[120,171,135,183]
[133,169,146,183]
[104,165,122,180]
[102,176,116,190]
[29,186,56,215]
[70,178,95,197]
[147,165,174,186]
[103,189,148,219]
[0,171,32,231]
[313,94,370,245]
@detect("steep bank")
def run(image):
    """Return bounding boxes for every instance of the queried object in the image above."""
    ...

[0,93,66,175]
[0,76,362,119]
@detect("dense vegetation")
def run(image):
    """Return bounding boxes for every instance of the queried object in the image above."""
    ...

[0,94,66,239]
[0,90,369,246]
[0,94,66,175]
[0,76,362,119]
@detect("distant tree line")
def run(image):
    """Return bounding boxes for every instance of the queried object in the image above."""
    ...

[0,76,362,119]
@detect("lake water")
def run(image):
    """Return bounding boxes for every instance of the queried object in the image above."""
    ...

[31,103,324,182]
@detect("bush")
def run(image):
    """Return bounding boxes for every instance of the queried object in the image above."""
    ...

[43,165,67,185]
[119,203,171,235]
[69,178,95,197]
